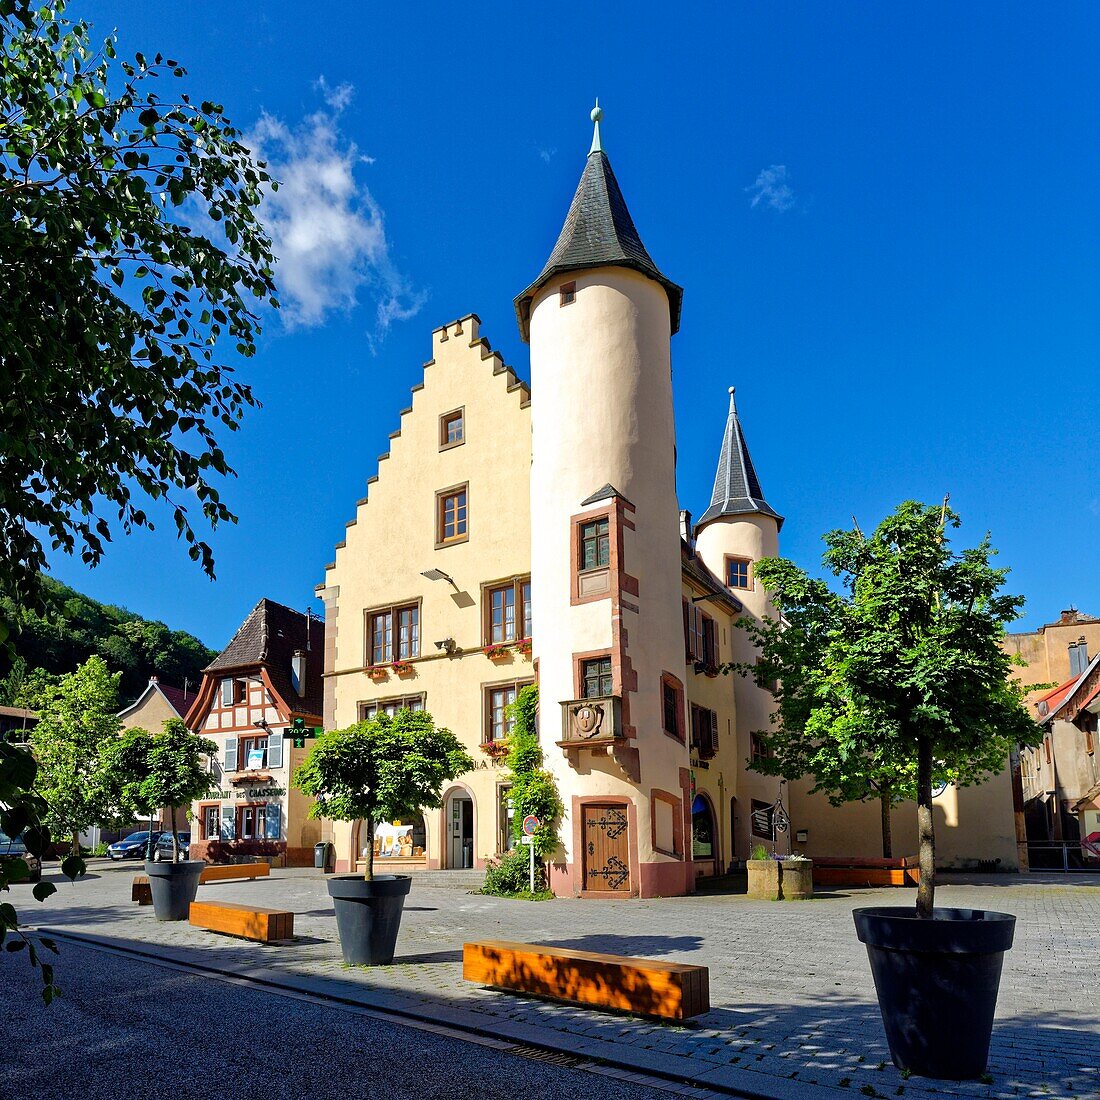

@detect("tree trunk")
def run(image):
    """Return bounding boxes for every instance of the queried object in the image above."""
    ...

[363,816,374,881]
[70,830,80,858]
[879,786,893,860]
[916,734,936,918]
[170,805,179,864]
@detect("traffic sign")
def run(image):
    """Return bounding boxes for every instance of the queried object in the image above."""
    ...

[521,815,540,836]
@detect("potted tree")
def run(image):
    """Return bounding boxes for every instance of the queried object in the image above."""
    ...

[105,719,219,921]
[293,708,472,965]
[735,500,1041,1079]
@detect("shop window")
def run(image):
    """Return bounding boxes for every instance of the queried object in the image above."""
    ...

[359,694,425,721]
[692,794,715,859]
[373,816,426,859]
[726,556,751,590]
[579,518,610,570]
[367,602,420,666]
[581,656,613,699]
[498,785,516,853]
[485,577,531,644]
[436,484,469,546]
[439,408,465,450]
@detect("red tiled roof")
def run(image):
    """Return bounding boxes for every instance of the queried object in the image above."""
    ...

[159,684,196,717]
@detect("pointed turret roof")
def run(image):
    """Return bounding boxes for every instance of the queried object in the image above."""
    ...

[697,388,783,530]
[515,104,682,342]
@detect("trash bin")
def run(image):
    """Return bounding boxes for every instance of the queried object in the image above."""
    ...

[314,841,333,872]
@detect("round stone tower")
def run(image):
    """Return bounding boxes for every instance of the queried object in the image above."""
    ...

[515,106,692,898]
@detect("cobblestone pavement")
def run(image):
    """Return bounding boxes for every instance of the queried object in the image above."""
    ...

[15,862,1100,1100]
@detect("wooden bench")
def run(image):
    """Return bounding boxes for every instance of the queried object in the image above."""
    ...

[132,862,270,904]
[812,856,919,888]
[463,940,709,1020]
[188,900,293,943]
[199,862,270,884]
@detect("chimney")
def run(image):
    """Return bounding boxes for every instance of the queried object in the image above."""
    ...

[1060,608,1079,625]
[290,649,307,697]
[1079,636,1089,670]
[680,509,694,548]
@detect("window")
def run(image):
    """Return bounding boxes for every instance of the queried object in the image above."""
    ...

[690,705,719,759]
[683,602,717,667]
[498,785,516,853]
[368,602,419,665]
[440,408,464,450]
[238,735,268,770]
[726,556,751,590]
[560,281,576,306]
[580,518,610,570]
[751,733,772,765]
[360,694,425,721]
[236,803,267,841]
[485,577,531,644]
[220,677,244,707]
[692,795,715,859]
[750,798,775,840]
[487,684,516,742]
[437,485,468,545]
[662,677,683,741]
[201,804,219,841]
[582,657,613,699]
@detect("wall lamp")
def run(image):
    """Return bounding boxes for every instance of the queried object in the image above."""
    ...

[434,638,458,657]
[421,568,459,590]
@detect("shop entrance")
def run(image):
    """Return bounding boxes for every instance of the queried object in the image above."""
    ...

[447,793,474,868]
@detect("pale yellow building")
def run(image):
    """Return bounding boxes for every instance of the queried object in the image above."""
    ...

[318,109,1020,893]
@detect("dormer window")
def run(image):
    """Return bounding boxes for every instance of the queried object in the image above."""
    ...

[220,677,245,707]
[560,281,576,306]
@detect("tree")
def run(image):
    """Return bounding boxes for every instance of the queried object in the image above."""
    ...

[0,576,215,701]
[503,685,562,862]
[97,724,160,847]
[0,741,84,1002]
[141,719,217,861]
[0,0,277,612]
[28,654,121,854]
[294,710,473,881]
[733,500,1042,917]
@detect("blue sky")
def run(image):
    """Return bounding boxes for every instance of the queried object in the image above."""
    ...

[53,2,1100,649]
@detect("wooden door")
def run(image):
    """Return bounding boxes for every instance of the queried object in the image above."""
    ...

[582,804,631,893]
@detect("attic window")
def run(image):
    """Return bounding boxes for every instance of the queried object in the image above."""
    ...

[560,281,576,306]
[440,408,464,450]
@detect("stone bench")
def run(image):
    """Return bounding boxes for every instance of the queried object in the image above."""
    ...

[462,940,709,1020]
[188,900,293,943]
[812,855,919,887]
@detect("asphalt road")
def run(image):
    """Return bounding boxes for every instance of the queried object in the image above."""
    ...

[0,940,674,1100]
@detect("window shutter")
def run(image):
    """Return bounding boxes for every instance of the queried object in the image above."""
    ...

[266,731,283,769]
[682,600,691,660]
[220,805,235,840]
[709,709,720,756]
[220,678,234,707]
[224,736,238,772]
[265,803,281,840]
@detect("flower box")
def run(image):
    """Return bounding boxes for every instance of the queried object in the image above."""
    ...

[515,639,532,656]
[391,660,414,677]
[484,644,512,661]
[479,740,509,760]
[367,666,388,681]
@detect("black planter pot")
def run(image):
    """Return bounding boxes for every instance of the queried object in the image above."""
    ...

[854,906,1016,1080]
[144,860,205,922]
[327,874,412,965]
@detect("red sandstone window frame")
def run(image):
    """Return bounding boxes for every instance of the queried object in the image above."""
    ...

[580,655,614,699]
[650,788,684,859]
[660,672,685,742]
[198,801,220,841]
[235,802,268,841]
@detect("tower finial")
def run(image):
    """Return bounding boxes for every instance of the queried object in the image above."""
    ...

[728,386,737,412]
[589,98,603,155]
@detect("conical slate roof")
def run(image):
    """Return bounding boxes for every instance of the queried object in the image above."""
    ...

[697,388,783,530]
[515,148,682,342]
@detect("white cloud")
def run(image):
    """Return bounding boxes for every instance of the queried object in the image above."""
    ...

[538,146,556,165]
[746,165,795,212]
[247,82,422,342]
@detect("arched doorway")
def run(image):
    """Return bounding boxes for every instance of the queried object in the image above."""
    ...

[442,785,475,869]
[692,793,717,877]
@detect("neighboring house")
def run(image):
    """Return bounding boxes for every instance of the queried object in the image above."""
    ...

[316,109,1020,896]
[185,599,324,866]
[1023,651,1100,858]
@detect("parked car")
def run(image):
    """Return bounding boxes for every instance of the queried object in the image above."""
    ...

[0,826,42,882]
[152,832,191,862]
[107,831,162,861]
